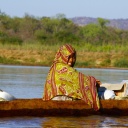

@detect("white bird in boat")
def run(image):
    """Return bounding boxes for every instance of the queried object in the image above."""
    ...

[0,89,16,101]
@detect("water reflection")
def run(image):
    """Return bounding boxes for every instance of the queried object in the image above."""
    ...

[1,116,128,127]
[41,116,101,128]
[42,116,128,127]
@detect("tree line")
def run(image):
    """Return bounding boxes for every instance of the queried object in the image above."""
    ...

[0,11,128,46]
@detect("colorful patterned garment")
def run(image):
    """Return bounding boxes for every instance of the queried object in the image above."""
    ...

[43,44,100,111]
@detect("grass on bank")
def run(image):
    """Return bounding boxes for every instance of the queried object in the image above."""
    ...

[1,42,128,52]
[0,42,128,68]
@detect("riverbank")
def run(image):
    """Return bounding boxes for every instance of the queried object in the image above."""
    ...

[0,44,128,69]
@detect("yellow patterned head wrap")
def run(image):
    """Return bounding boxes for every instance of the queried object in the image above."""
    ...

[53,44,76,64]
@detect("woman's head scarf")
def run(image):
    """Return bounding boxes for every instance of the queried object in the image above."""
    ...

[53,44,76,65]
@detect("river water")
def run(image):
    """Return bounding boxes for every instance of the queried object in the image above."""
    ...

[0,65,128,127]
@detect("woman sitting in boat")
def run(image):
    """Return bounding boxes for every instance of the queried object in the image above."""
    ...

[43,44,101,110]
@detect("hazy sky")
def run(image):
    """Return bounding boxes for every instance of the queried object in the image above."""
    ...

[0,0,128,19]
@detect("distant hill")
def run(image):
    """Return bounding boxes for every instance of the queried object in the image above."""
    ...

[70,17,128,30]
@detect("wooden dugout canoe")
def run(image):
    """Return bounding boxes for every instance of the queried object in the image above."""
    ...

[0,99,128,117]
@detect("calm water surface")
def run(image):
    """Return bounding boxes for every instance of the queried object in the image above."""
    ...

[0,65,128,127]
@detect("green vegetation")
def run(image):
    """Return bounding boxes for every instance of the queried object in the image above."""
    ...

[114,58,128,68]
[0,56,20,65]
[0,11,128,68]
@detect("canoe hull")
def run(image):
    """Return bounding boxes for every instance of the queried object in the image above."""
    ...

[0,99,128,117]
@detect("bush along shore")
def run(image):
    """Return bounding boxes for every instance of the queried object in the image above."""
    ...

[0,43,128,69]
[0,12,128,69]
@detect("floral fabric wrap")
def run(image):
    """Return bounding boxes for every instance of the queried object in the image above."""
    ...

[43,44,100,110]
